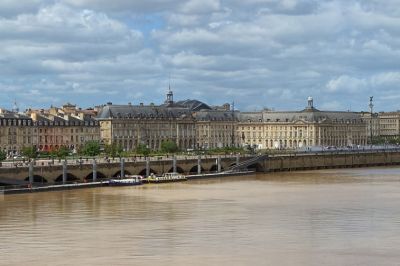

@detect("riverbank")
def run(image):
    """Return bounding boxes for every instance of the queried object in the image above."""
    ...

[3,150,400,187]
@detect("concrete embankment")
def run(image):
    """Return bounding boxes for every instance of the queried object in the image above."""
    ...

[263,151,400,172]
[2,151,400,187]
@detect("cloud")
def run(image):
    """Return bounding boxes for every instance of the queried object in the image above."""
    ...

[180,0,221,14]
[0,0,46,17]
[63,0,182,13]
[0,0,399,112]
[326,75,368,93]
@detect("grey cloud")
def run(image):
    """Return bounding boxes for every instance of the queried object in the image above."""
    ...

[0,0,399,112]
[63,0,182,13]
[0,0,48,17]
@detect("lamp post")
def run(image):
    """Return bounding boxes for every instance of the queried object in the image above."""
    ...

[231,101,235,147]
[369,96,374,148]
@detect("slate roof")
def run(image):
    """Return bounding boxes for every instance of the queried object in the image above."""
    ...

[96,104,193,120]
[239,110,364,123]
[194,110,238,122]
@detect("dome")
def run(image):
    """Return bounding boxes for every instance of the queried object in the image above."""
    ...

[175,99,212,111]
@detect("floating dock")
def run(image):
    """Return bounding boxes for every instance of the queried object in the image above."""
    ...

[1,181,108,195]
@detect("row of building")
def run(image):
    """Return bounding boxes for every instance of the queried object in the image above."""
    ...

[1,90,396,156]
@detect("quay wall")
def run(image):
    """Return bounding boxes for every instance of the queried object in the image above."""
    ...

[2,151,400,185]
[263,151,400,172]
[0,156,240,184]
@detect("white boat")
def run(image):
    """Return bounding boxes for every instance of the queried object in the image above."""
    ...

[108,175,143,186]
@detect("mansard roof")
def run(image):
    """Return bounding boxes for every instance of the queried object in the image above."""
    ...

[96,104,193,120]
[239,109,364,123]
[239,112,263,122]
[194,109,238,121]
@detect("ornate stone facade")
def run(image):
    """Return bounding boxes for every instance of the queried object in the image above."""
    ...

[96,94,368,151]
[238,98,367,149]
[96,100,196,151]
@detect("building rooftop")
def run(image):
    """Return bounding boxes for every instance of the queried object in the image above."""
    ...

[96,104,193,120]
[175,99,212,111]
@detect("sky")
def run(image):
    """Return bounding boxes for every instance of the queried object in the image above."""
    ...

[0,0,399,112]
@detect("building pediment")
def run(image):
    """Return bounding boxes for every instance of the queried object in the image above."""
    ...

[293,120,308,125]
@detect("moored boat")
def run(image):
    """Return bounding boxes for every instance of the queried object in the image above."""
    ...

[143,172,187,183]
[108,175,143,186]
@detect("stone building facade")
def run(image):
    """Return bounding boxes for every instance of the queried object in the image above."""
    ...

[96,94,368,151]
[0,109,37,156]
[175,100,239,149]
[27,105,100,152]
[0,92,370,155]
[238,98,367,149]
[96,91,197,151]
[376,112,400,139]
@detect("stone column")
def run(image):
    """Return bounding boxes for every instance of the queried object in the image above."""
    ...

[146,157,150,177]
[217,155,222,172]
[62,160,67,184]
[120,158,125,178]
[173,156,177,173]
[92,159,97,182]
[236,153,240,166]
[197,155,201,175]
[28,161,34,184]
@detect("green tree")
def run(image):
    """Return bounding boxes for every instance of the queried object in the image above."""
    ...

[80,141,101,156]
[56,146,70,159]
[136,144,150,156]
[0,150,6,161]
[105,143,123,158]
[160,140,179,153]
[21,146,37,159]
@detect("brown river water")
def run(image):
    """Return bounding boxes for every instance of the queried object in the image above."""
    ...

[1,167,400,266]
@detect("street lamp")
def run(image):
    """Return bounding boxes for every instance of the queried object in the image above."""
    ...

[369,96,374,147]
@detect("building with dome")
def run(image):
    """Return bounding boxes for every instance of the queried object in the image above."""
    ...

[96,89,241,151]
[96,90,197,151]
[96,90,368,151]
